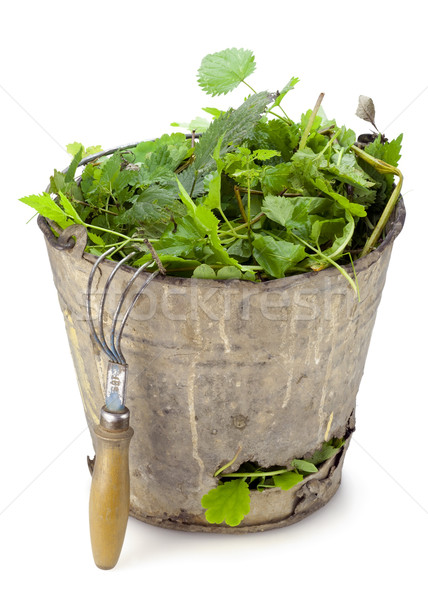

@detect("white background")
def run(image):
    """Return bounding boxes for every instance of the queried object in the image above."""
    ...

[1,1,427,598]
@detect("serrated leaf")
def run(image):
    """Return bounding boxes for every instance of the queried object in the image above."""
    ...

[49,169,66,195]
[66,142,84,157]
[194,91,271,173]
[176,167,205,198]
[356,95,377,128]
[262,194,328,240]
[201,479,251,526]
[291,459,318,473]
[260,163,292,195]
[154,216,204,257]
[273,471,304,490]
[198,48,256,96]
[337,126,356,150]
[65,145,83,183]
[271,76,299,109]
[19,193,72,230]
[251,148,281,161]
[115,185,185,238]
[252,234,306,278]
[58,199,104,253]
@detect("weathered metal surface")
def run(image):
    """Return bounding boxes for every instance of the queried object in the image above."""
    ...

[39,200,405,531]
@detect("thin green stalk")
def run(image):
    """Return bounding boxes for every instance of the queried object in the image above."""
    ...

[242,80,258,95]
[299,92,325,150]
[214,446,242,477]
[291,232,360,299]
[218,213,264,237]
[242,79,292,124]
[218,206,247,239]
[246,177,252,234]
[86,223,132,241]
[351,144,403,257]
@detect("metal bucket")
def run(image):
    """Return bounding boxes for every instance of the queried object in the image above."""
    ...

[39,199,405,532]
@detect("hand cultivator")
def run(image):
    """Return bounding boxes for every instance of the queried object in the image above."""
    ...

[86,249,158,569]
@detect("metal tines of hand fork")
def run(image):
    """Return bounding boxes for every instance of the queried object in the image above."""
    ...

[86,248,159,570]
[86,247,159,370]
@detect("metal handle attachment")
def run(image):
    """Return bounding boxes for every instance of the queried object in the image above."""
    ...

[89,406,134,570]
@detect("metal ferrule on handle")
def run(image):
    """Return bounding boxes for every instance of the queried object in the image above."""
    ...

[89,406,134,570]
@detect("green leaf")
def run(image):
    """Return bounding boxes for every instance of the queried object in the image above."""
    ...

[260,163,291,195]
[311,217,346,246]
[271,76,299,109]
[65,145,83,183]
[66,142,102,158]
[58,191,105,245]
[310,442,341,466]
[262,195,326,233]
[49,169,66,195]
[252,234,306,278]
[202,107,224,119]
[176,166,205,199]
[273,471,304,491]
[251,148,281,162]
[337,126,356,150]
[177,176,240,268]
[171,116,211,133]
[192,264,217,279]
[197,48,256,96]
[216,266,242,279]
[66,142,84,157]
[227,238,252,259]
[201,479,251,526]
[291,459,318,473]
[323,152,375,190]
[154,216,204,257]
[314,177,367,217]
[116,185,185,238]
[19,193,72,230]
[194,91,271,173]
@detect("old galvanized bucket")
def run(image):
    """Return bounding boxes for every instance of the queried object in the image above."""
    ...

[38,198,405,532]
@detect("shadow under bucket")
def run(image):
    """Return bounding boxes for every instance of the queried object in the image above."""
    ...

[39,198,405,533]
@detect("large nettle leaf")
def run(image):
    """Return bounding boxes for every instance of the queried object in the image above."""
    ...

[193,91,272,173]
[197,48,256,96]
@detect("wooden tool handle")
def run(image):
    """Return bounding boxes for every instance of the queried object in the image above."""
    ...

[89,410,134,570]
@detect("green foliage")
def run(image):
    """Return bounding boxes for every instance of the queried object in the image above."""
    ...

[201,437,345,527]
[201,479,251,526]
[19,48,403,285]
[197,48,256,96]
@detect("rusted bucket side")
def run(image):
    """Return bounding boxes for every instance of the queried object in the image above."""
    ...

[40,200,405,532]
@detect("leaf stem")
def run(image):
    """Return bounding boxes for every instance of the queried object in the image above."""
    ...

[351,144,403,257]
[242,80,257,95]
[290,232,360,299]
[299,92,325,151]
[234,185,249,225]
[214,446,242,477]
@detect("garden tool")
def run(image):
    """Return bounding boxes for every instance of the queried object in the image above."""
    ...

[86,248,159,569]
